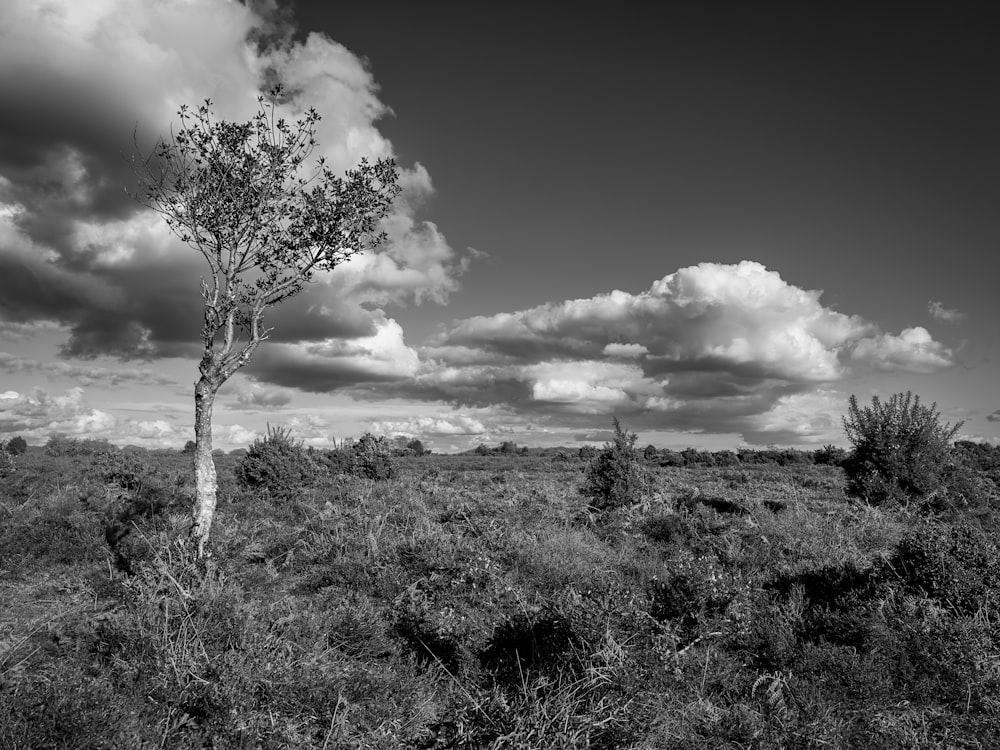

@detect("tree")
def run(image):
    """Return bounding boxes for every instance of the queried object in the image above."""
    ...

[581,417,648,510]
[842,391,963,508]
[499,440,518,455]
[5,435,27,455]
[131,91,400,554]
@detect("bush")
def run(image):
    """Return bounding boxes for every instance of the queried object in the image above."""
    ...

[235,425,317,498]
[92,448,159,495]
[888,521,1000,614]
[181,439,197,454]
[44,434,113,457]
[841,391,963,508]
[581,418,648,510]
[352,432,396,481]
[813,444,847,466]
[0,445,14,478]
[5,435,27,455]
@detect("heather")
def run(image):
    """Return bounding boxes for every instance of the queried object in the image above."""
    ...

[2,439,1000,748]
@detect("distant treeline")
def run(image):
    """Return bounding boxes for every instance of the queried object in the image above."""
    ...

[467,439,1000,471]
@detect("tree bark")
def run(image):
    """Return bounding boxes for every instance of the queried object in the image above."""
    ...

[191,376,219,556]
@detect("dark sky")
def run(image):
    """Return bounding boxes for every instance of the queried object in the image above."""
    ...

[294,1,999,333]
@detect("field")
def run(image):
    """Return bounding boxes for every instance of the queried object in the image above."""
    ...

[2,444,1000,748]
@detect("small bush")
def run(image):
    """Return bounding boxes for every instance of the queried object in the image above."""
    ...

[842,391,963,509]
[235,425,317,498]
[92,448,159,495]
[5,435,27,455]
[352,432,397,481]
[888,521,1000,614]
[581,417,648,510]
[0,445,14,478]
[322,447,357,476]
[813,444,847,466]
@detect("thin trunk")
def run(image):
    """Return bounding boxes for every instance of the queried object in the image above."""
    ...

[192,376,219,556]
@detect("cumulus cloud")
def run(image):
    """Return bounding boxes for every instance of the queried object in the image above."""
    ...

[231,381,295,409]
[246,315,419,391]
[988,409,1000,423]
[361,261,953,444]
[928,301,965,323]
[0,387,117,438]
[849,327,953,373]
[738,389,846,446]
[372,415,488,437]
[0,385,259,449]
[0,0,467,382]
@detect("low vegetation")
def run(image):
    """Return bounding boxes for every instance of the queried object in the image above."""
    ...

[2,402,999,748]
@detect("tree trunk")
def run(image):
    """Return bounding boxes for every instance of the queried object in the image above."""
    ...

[191,376,219,556]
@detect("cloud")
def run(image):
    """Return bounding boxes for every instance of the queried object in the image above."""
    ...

[0,351,176,387]
[246,315,419,391]
[0,0,467,374]
[849,327,953,373]
[372,415,488,437]
[0,319,64,341]
[231,381,295,409]
[0,385,258,449]
[361,261,953,444]
[738,389,847,446]
[436,261,872,384]
[603,342,650,358]
[928,301,965,323]
[988,409,1000,423]
[0,387,117,438]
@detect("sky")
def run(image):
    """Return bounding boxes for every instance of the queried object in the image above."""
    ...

[0,0,997,453]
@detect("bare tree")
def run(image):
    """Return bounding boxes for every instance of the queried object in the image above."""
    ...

[131,91,400,554]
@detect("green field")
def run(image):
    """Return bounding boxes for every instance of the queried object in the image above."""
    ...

[3,444,1000,748]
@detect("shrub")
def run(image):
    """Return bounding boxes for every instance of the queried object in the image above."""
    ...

[841,391,963,508]
[352,432,397,481]
[181,439,197,454]
[5,435,27,455]
[581,417,648,510]
[888,521,1000,614]
[235,425,317,498]
[0,444,14,478]
[92,448,159,495]
[813,444,847,466]
[322,447,357,476]
[44,434,112,457]
[499,440,518,455]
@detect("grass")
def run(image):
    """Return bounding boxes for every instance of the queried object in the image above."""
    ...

[2,446,1000,748]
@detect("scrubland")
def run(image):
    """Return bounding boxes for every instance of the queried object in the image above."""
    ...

[2,442,1000,749]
